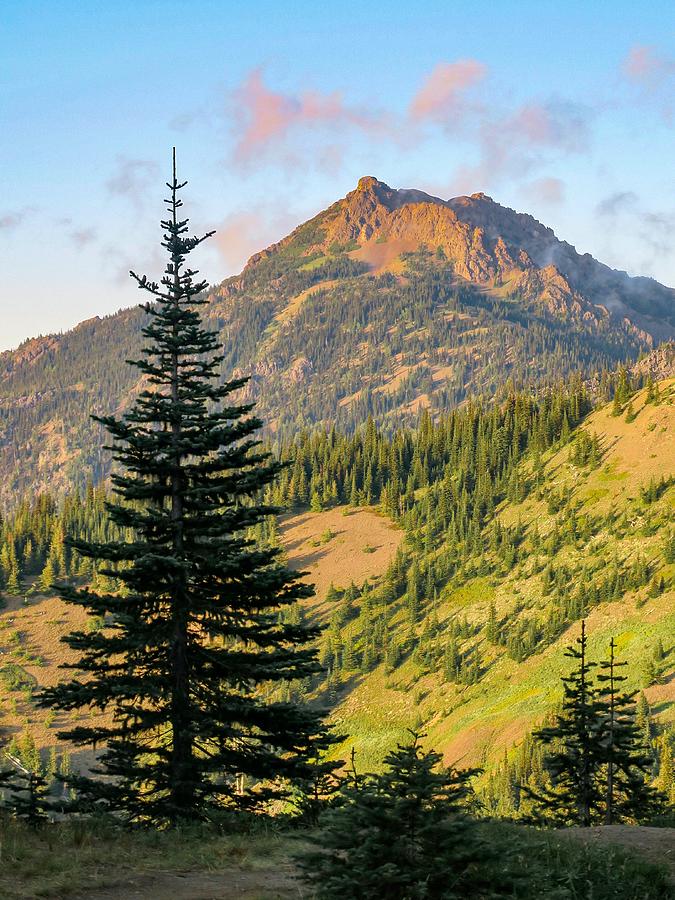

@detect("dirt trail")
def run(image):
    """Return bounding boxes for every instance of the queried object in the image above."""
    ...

[563,825,675,880]
[66,865,305,899]
[59,826,675,898]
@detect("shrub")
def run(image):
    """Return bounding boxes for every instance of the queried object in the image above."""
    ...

[298,732,488,899]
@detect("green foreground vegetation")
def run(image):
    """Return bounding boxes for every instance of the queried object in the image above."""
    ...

[0,818,296,899]
[0,816,672,900]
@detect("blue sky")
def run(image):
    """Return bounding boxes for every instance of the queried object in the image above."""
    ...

[1,0,674,351]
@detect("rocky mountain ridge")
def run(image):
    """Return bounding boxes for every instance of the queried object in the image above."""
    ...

[1,177,673,505]
[237,176,673,341]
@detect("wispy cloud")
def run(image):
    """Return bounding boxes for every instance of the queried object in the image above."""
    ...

[623,45,675,84]
[638,209,675,261]
[69,227,98,248]
[99,240,166,289]
[451,99,591,192]
[409,60,486,122]
[500,101,589,153]
[0,207,35,232]
[106,157,160,208]
[231,69,389,164]
[211,206,301,272]
[621,45,675,123]
[169,108,209,132]
[596,189,675,275]
[522,176,566,206]
[596,191,639,217]
[227,63,593,193]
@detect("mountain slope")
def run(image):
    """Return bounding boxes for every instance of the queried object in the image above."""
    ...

[235,176,674,338]
[0,505,401,762]
[1,381,672,799]
[1,178,674,506]
[323,380,674,774]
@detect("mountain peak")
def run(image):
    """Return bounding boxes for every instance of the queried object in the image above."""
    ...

[347,176,448,211]
[258,176,674,343]
[351,178,498,210]
[356,175,385,192]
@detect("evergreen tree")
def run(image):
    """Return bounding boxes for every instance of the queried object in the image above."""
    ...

[624,400,636,423]
[645,375,660,405]
[289,727,344,827]
[38,555,56,594]
[39,152,330,825]
[8,731,42,774]
[0,757,51,828]
[299,732,488,900]
[635,692,653,747]
[612,367,632,416]
[485,600,499,644]
[597,638,667,823]
[527,621,605,826]
[6,563,20,595]
[657,736,674,804]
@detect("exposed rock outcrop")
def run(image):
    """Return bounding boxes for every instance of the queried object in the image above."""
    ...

[240,177,673,341]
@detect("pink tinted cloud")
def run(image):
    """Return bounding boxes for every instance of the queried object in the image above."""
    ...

[0,210,26,231]
[409,59,487,121]
[232,69,386,163]
[621,45,675,123]
[228,63,591,190]
[0,207,36,231]
[499,101,589,153]
[623,45,675,85]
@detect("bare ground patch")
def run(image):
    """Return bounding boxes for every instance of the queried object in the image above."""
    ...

[281,506,402,620]
[65,866,305,900]
[349,238,417,274]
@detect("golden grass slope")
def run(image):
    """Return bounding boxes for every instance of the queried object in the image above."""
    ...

[0,507,400,757]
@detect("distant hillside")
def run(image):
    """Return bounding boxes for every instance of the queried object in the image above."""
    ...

[0,505,401,767]
[1,177,674,506]
[2,378,672,806]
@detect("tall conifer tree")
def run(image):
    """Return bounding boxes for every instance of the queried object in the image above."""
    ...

[597,638,665,823]
[527,620,605,826]
[40,152,329,825]
[0,760,50,828]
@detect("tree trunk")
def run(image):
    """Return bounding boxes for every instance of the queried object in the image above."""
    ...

[168,148,191,820]
[605,640,616,825]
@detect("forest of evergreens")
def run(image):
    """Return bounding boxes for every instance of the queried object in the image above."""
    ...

[1,369,673,817]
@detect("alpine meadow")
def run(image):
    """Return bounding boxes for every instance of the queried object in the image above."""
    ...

[1,5,675,897]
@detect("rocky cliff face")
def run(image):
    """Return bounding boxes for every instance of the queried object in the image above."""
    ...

[631,342,675,381]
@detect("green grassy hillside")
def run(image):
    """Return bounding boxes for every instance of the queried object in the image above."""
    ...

[315,381,674,786]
